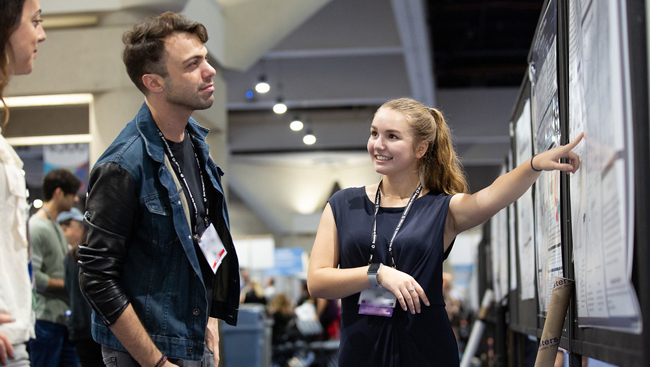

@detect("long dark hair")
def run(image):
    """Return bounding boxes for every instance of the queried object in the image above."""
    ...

[379,98,468,195]
[0,0,27,126]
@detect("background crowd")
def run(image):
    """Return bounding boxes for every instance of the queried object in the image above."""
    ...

[238,269,471,367]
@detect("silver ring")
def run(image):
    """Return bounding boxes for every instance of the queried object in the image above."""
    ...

[408,285,415,292]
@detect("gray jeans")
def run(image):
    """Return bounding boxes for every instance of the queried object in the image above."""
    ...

[101,346,215,367]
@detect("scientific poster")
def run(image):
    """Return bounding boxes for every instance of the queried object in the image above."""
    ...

[514,100,536,301]
[530,0,562,314]
[491,165,509,302]
[567,0,641,333]
[508,150,517,293]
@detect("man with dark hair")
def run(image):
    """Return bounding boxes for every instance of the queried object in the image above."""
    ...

[28,168,81,367]
[78,12,240,367]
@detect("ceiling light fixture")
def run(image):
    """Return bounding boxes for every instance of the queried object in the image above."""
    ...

[4,93,93,107]
[273,98,287,114]
[303,130,316,145]
[290,116,303,131]
[255,75,270,94]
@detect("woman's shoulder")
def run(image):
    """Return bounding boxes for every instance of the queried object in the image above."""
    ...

[421,189,455,206]
[329,186,366,201]
[328,186,371,211]
[424,189,454,198]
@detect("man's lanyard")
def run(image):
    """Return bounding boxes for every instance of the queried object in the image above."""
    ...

[368,181,422,268]
[158,128,209,242]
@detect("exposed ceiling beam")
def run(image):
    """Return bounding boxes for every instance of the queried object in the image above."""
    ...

[390,0,436,106]
[228,97,387,110]
[262,46,403,59]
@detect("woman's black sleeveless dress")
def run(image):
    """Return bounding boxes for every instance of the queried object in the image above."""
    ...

[328,187,459,367]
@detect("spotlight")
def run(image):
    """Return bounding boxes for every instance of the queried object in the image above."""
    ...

[255,76,270,94]
[290,116,303,131]
[273,99,287,114]
[303,131,316,145]
[33,199,43,208]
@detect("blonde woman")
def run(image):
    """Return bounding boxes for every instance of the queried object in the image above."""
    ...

[268,294,296,344]
[308,98,582,366]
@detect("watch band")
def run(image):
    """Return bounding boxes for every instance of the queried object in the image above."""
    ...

[367,263,382,286]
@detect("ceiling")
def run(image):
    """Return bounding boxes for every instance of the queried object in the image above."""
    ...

[429,0,544,88]
[222,0,545,234]
[8,0,546,236]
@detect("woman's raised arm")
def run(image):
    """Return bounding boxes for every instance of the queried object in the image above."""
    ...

[446,133,584,241]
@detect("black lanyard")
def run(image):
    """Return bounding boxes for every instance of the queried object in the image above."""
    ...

[369,181,422,267]
[158,128,209,242]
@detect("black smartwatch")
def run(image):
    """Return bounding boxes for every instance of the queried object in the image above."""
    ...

[367,263,383,286]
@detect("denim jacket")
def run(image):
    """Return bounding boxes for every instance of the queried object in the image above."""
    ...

[78,102,239,360]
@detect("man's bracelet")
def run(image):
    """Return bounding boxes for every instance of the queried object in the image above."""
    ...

[531,155,543,172]
[154,355,167,367]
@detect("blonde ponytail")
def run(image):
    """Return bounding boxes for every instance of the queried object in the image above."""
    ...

[424,107,467,194]
[379,98,468,195]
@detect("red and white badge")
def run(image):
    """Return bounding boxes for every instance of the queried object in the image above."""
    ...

[197,223,227,274]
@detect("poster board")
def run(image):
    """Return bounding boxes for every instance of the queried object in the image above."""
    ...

[530,0,563,316]
[501,0,649,365]
[508,78,541,337]
[567,0,641,333]
[491,164,510,303]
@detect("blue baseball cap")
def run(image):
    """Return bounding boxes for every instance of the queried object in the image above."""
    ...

[57,207,84,223]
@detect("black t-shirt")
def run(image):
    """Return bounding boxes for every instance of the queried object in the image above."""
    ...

[166,132,208,237]
[166,131,215,309]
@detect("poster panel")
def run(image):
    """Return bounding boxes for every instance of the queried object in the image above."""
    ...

[567,0,641,333]
[491,165,509,302]
[530,0,562,314]
[514,100,536,301]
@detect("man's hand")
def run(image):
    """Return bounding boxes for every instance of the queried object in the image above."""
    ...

[108,305,180,367]
[0,312,15,365]
[205,317,220,366]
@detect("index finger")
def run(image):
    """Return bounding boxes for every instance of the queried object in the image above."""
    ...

[565,132,584,150]
[0,314,12,325]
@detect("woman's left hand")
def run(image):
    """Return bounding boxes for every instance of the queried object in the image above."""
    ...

[531,133,584,173]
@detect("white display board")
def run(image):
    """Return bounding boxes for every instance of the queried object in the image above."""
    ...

[233,236,275,270]
[530,0,563,315]
[491,165,510,302]
[567,0,641,333]
[514,100,536,301]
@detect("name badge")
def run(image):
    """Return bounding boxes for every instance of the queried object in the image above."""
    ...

[198,223,227,274]
[358,284,397,317]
